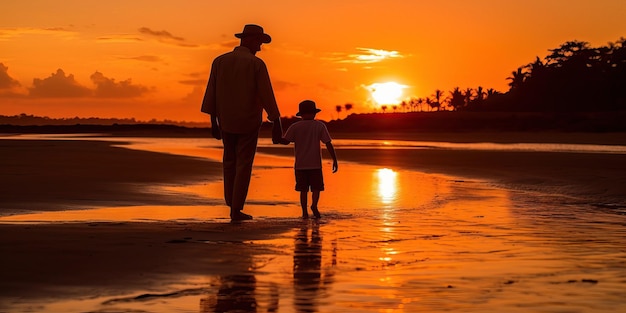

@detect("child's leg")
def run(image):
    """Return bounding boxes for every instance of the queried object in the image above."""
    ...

[295,170,309,218]
[310,190,321,218]
[300,190,309,218]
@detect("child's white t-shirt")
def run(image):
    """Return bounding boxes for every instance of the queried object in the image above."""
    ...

[283,119,332,170]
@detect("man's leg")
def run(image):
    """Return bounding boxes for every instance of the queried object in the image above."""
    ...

[221,132,238,208]
[230,132,259,216]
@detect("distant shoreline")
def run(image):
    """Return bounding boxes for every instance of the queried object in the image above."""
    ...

[1,123,625,146]
[2,110,626,138]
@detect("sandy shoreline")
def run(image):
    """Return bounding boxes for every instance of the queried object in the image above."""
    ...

[2,134,624,215]
[0,139,222,213]
[1,134,625,311]
[0,220,298,300]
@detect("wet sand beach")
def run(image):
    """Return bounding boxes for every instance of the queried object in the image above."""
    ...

[1,134,625,312]
[259,143,626,206]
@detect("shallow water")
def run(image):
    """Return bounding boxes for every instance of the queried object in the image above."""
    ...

[2,135,626,312]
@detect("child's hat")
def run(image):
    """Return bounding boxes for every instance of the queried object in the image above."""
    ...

[296,100,321,116]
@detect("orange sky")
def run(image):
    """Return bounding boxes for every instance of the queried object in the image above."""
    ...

[1,1,625,122]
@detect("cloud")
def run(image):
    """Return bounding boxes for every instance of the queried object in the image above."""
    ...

[26,69,149,98]
[273,80,298,91]
[0,63,21,89]
[29,69,92,98]
[0,27,77,41]
[138,27,198,48]
[220,39,239,48]
[316,82,340,92]
[96,35,143,43]
[178,79,207,86]
[181,85,205,103]
[90,71,150,98]
[178,72,208,86]
[325,48,403,64]
[117,55,162,62]
[139,27,184,41]
[0,63,24,97]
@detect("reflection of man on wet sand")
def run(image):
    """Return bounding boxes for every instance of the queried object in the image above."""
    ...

[201,273,280,313]
[201,274,257,312]
[293,222,335,311]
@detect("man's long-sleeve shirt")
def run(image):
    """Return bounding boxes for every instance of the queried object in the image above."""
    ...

[201,46,280,133]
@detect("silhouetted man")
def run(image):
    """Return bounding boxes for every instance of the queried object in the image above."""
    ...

[202,24,283,221]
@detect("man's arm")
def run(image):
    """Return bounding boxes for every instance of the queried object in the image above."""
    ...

[210,115,221,140]
[201,62,217,115]
[257,61,281,122]
[271,117,284,144]
[325,141,338,173]
[202,61,221,140]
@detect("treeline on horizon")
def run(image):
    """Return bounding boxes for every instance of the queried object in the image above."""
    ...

[0,114,209,127]
[2,38,625,133]
[286,38,626,133]
[341,37,626,114]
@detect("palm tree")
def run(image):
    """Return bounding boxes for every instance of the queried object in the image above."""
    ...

[449,87,465,111]
[380,105,388,113]
[425,97,433,111]
[546,40,590,66]
[417,98,424,112]
[527,56,546,77]
[486,88,501,99]
[464,88,473,108]
[467,86,485,110]
[344,103,353,114]
[475,86,485,101]
[432,89,444,111]
[507,67,527,90]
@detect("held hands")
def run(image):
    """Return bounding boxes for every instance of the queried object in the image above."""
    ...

[211,126,222,140]
[271,118,283,144]
[210,116,221,140]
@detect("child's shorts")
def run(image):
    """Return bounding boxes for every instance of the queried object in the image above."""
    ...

[294,169,324,192]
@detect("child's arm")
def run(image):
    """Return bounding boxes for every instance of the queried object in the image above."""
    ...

[325,141,338,173]
[273,117,292,145]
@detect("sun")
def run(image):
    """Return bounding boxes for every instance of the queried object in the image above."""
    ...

[367,82,407,106]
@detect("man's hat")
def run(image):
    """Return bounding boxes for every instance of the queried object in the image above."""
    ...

[296,100,321,116]
[235,24,271,43]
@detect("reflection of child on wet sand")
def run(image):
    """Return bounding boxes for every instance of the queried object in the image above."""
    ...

[278,100,338,218]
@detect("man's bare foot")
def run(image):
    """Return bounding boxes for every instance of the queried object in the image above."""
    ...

[230,211,253,221]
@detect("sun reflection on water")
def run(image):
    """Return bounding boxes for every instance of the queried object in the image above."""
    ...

[375,168,398,205]
[374,168,401,269]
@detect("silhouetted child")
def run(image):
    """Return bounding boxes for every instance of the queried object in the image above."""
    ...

[279,100,338,218]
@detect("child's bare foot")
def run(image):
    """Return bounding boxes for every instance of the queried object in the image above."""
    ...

[301,213,309,219]
[311,207,321,219]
